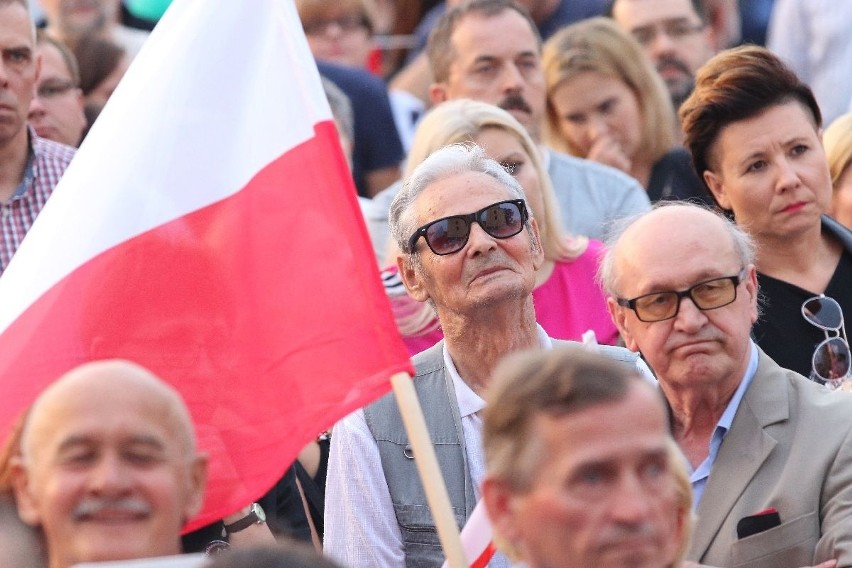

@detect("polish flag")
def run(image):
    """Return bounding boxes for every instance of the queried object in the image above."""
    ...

[441,499,498,568]
[0,0,413,530]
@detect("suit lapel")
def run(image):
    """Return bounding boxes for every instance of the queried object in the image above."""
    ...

[688,349,789,560]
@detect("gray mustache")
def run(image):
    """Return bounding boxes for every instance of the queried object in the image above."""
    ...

[74,497,151,520]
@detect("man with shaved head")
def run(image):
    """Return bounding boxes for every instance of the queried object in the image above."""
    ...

[10,359,208,568]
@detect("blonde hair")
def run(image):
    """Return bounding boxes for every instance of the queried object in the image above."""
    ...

[667,437,694,568]
[542,18,676,166]
[403,99,587,262]
[824,112,852,190]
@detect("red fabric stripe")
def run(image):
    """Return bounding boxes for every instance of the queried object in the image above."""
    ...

[0,122,413,530]
[470,541,496,568]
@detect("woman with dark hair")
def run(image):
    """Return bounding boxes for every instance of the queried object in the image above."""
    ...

[680,45,852,379]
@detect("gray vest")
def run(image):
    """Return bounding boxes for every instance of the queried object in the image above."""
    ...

[364,339,642,568]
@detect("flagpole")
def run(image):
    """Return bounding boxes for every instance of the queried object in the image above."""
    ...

[391,372,469,568]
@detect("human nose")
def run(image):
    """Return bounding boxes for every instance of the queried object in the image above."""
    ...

[774,156,802,193]
[610,473,654,524]
[672,294,708,332]
[323,21,345,38]
[88,454,132,495]
[28,93,46,119]
[588,115,610,143]
[465,222,497,256]
[649,29,676,58]
[501,64,525,93]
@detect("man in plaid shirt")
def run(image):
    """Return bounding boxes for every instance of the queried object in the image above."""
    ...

[0,0,75,276]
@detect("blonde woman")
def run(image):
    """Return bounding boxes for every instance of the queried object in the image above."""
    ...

[385,99,619,354]
[824,112,852,229]
[543,18,710,204]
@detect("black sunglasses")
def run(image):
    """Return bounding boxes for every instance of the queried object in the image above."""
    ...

[802,295,850,387]
[407,199,528,256]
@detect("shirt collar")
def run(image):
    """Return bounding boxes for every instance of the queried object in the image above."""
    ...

[444,324,553,418]
[12,129,37,200]
[715,340,760,436]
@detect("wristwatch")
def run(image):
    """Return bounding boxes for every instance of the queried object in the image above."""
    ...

[223,503,266,535]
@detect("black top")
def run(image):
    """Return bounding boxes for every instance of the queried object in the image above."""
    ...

[752,216,852,378]
[647,147,715,207]
[317,62,404,199]
[181,438,329,553]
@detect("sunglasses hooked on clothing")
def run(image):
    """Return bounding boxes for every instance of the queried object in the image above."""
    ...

[801,295,851,388]
[407,199,529,256]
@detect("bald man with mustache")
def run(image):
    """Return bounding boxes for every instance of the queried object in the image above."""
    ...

[10,360,208,568]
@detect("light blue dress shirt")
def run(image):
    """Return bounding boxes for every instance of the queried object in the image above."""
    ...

[690,341,760,507]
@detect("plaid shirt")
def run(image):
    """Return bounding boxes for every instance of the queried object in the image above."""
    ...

[0,132,75,275]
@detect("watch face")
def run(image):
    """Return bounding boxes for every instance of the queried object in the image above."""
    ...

[252,502,267,523]
[205,540,231,557]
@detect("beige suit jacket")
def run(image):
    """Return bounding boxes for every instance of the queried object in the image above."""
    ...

[689,348,852,568]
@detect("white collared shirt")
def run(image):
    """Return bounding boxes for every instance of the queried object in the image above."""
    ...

[324,327,553,568]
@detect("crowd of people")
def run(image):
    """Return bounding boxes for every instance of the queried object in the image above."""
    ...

[2,0,852,567]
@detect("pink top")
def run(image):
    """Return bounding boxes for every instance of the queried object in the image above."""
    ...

[402,239,619,355]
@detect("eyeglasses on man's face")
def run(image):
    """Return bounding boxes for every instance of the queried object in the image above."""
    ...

[407,199,528,256]
[630,19,705,47]
[616,268,748,323]
[802,295,850,387]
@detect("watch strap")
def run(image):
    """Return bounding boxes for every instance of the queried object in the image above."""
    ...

[223,503,263,535]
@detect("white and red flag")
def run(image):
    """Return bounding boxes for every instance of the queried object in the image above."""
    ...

[0,0,412,531]
[441,499,498,568]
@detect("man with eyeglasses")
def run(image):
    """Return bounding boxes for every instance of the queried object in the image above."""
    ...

[0,0,76,277]
[600,202,852,568]
[367,0,650,252]
[606,0,715,109]
[28,32,86,148]
[324,143,650,568]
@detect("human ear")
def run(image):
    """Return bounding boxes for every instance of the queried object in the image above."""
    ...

[703,170,732,211]
[398,254,430,303]
[183,453,209,521]
[429,82,450,106]
[481,477,524,559]
[528,219,544,271]
[744,264,759,325]
[10,458,42,527]
[607,297,639,352]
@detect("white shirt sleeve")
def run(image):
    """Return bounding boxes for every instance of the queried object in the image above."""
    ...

[323,409,406,568]
[767,0,809,81]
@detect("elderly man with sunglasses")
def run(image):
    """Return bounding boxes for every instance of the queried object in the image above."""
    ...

[601,201,852,568]
[324,143,650,568]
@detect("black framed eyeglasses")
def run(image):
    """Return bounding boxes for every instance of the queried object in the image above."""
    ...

[616,268,748,323]
[630,21,706,47]
[802,295,850,387]
[407,199,528,256]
